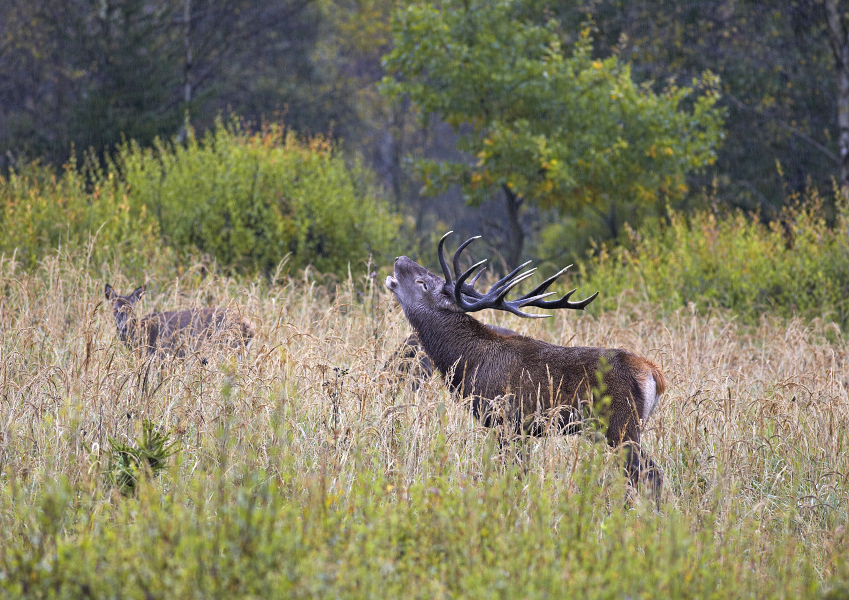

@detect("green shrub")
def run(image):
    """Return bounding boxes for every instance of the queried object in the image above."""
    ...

[0,119,402,279]
[106,420,180,497]
[0,158,161,272]
[580,194,849,326]
[118,119,402,276]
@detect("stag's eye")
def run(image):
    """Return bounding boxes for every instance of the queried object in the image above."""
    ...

[416,278,428,291]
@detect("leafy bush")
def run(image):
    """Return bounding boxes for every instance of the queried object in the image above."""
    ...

[0,119,402,279]
[0,158,161,272]
[118,119,402,276]
[580,193,849,326]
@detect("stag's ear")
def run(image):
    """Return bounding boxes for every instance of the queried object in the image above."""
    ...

[128,285,145,304]
[104,283,114,300]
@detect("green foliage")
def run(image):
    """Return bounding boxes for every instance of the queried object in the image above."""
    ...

[0,119,403,278]
[566,1,840,215]
[381,1,725,237]
[0,447,828,598]
[581,193,849,326]
[0,157,162,272]
[118,119,402,276]
[106,420,180,497]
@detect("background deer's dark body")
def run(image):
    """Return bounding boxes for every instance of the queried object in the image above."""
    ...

[105,284,254,358]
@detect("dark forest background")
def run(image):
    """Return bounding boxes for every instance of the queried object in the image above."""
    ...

[2,0,849,268]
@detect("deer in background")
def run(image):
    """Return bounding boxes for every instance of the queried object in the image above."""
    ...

[385,232,666,495]
[104,284,254,358]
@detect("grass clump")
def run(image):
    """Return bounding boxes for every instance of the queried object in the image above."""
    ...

[105,420,180,497]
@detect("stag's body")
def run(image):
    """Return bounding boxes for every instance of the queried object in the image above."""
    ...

[386,233,665,493]
[105,285,254,358]
[407,305,663,439]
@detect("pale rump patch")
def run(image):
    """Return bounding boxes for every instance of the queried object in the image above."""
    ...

[642,376,659,421]
[623,354,665,423]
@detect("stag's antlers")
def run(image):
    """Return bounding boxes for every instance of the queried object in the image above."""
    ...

[437,231,598,318]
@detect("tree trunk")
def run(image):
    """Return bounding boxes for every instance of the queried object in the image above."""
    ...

[183,0,193,107]
[826,0,849,196]
[388,101,407,210]
[502,184,524,268]
[606,201,619,240]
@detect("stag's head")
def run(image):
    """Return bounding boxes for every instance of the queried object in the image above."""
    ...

[104,284,145,341]
[385,254,461,315]
[386,231,598,319]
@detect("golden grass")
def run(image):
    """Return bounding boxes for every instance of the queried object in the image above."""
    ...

[1,251,848,575]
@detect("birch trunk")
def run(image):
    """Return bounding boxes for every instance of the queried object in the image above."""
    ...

[826,0,849,196]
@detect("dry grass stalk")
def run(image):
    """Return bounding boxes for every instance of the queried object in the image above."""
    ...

[0,253,847,566]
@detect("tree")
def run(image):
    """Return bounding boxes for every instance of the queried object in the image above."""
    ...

[381,0,724,265]
[0,0,322,168]
[825,0,849,195]
[565,1,840,215]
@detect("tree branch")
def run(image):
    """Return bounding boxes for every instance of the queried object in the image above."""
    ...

[725,94,839,165]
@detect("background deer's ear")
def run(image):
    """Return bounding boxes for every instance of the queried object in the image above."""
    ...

[104,284,114,300]
[129,286,145,303]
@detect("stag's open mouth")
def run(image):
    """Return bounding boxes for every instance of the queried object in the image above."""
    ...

[385,275,398,291]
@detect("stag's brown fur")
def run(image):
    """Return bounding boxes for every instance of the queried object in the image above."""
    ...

[386,245,665,494]
[388,325,518,386]
[105,284,254,358]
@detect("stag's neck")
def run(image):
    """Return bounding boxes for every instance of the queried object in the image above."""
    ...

[406,307,508,390]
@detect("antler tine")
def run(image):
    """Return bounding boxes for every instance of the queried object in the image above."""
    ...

[525,289,600,310]
[437,231,455,284]
[458,269,487,300]
[509,265,599,312]
[452,235,482,280]
[454,259,488,292]
[488,260,533,294]
[468,267,487,287]
[513,265,572,301]
[490,268,538,301]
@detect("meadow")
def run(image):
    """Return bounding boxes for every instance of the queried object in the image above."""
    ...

[0,247,847,598]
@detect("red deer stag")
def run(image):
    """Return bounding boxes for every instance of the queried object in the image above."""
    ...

[384,232,665,494]
[104,284,254,358]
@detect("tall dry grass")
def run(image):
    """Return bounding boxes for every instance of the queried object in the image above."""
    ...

[0,250,848,590]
